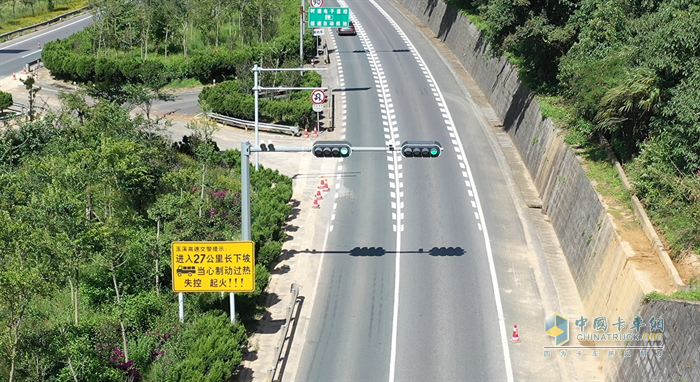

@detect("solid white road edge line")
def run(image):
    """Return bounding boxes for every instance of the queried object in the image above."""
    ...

[2,14,93,49]
[368,0,514,380]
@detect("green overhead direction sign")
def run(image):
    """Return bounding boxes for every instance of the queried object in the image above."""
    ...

[308,7,350,27]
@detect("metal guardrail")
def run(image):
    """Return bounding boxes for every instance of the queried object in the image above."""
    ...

[267,283,300,382]
[208,112,300,136]
[0,103,27,121]
[0,4,94,42]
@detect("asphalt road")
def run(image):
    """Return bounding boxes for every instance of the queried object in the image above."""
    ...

[0,13,93,78]
[295,0,566,380]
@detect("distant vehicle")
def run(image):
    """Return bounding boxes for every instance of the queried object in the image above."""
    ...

[177,266,196,277]
[338,21,356,36]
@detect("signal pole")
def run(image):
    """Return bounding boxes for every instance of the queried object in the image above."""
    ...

[251,65,328,170]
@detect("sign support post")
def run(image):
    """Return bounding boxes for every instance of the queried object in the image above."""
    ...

[238,142,251,324]
[254,64,260,171]
[300,0,305,65]
[251,66,328,170]
[311,89,326,134]
[179,292,184,323]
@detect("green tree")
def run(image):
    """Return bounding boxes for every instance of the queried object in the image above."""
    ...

[19,75,41,121]
[0,91,12,111]
[483,0,577,89]
[0,212,62,382]
[157,313,247,382]
[184,109,221,218]
[595,67,661,159]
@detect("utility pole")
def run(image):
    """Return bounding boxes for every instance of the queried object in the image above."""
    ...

[251,66,328,170]
[300,0,305,64]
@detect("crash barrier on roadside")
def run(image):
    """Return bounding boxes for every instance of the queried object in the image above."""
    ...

[0,103,27,121]
[207,112,300,136]
[267,283,300,382]
[0,4,94,42]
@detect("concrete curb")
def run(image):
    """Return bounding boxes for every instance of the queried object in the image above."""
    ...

[600,137,688,291]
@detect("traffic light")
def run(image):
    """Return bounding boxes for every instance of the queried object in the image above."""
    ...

[400,141,442,158]
[312,141,352,158]
[260,140,275,151]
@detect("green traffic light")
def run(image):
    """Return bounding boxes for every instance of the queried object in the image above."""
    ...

[400,141,442,158]
[311,141,353,158]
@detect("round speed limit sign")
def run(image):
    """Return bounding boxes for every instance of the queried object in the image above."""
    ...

[310,0,323,7]
[311,89,326,104]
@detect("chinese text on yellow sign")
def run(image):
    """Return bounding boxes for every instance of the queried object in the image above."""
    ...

[171,241,255,293]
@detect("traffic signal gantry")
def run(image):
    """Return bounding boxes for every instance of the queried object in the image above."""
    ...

[240,137,442,254]
[244,140,442,158]
[236,139,440,320]
[241,138,441,237]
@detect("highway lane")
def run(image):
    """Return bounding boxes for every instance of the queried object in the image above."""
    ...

[367,3,565,380]
[0,14,93,78]
[296,18,397,380]
[296,0,565,380]
[347,1,508,380]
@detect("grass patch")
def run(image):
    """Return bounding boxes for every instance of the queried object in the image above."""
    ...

[538,95,573,124]
[166,78,203,90]
[645,289,700,302]
[583,152,630,201]
[464,14,487,31]
[0,0,89,35]
[537,95,634,224]
[566,137,635,222]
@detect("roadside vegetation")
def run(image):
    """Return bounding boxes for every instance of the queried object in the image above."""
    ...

[0,0,316,380]
[40,0,320,128]
[0,0,89,35]
[0,90,11,109]
[445,0,700,262]
[0,92,294,381]
[645,290,700,302]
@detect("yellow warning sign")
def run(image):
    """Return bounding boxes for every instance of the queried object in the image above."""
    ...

[171,241,255,293]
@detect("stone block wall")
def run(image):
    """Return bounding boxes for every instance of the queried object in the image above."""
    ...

[617,299,700,381]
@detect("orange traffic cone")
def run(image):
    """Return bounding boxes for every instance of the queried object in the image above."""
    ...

[313,127,319,138]
[23,66,27,74]
[318,179,327,189]
[511,325,521,342]
[315,190,323,200]
[312,199,321,209]
[38,42,41,48]
[13,72,16,80]
[304,127,309,138]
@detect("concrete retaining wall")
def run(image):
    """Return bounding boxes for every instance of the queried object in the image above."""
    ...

[395,0,663,376]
